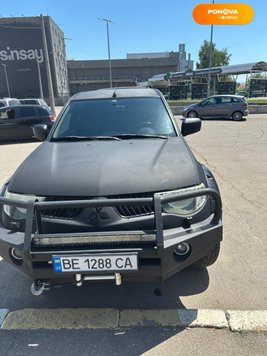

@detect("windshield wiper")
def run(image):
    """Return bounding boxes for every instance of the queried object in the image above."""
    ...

[52,135,122,141]
[113,134,168,140]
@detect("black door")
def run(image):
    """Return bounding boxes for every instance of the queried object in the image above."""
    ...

[14,106,38,139]
[0,106,38,141]
[0,108,18,141]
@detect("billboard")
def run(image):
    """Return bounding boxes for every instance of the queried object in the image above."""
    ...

[218,81,236,95]
[192,83,208,99]
[0,23,48,98]
[169,85,188,100]
[249,79,267,97]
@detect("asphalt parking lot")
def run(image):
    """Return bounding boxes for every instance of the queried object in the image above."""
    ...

[184,113,267,311]
[0,113,266,312]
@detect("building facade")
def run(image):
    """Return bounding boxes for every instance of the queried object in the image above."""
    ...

[0,15,193,102]
[0,16,69,105]
[177,43,194,72]
[68,44,194,95]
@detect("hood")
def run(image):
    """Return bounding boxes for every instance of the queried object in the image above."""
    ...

[185,103,198,110]
[9,138,201,197]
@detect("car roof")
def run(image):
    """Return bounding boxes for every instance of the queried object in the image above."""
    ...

[70,87,161,101]
[0,104,50,110]
[210,94,244,98]
[21,98,44,101]
[0,99,20,103]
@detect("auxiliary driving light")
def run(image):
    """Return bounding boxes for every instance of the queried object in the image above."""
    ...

[10,247,23,264]
[174,243,190,256]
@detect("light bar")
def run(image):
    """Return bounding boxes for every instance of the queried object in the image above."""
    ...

[32,233,156,247]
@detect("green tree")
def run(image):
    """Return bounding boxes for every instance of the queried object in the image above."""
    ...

[248,73,266,79]
[196,40,231,69]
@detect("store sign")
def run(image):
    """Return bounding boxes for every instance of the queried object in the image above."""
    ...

[0,47,44,63]
[0,25,47,97]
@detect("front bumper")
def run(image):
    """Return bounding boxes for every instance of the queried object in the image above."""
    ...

[0,188,222,284]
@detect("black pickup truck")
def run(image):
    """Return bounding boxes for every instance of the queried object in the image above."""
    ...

[0,88,222,295]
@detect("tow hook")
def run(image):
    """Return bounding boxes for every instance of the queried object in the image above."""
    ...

[115,273,122,286]
[75,273,122,286]
[75,273,83,287]
[31,281,49,296]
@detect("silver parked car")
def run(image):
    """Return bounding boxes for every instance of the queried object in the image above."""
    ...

[182,95,249,121]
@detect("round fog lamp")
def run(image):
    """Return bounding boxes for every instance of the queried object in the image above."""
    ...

[174,243,190,256]
[10,247,23,261]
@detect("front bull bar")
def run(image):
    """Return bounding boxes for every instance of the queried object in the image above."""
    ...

[0,188,222,257]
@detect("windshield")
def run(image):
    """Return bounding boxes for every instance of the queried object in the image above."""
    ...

[52,97,176,139]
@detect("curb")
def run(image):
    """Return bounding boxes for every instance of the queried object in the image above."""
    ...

[226,310,267,332]
[119,309,228,329]
[1,308,267,332]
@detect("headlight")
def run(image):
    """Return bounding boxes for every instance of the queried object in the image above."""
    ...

[161,183,207,216]
[3,190,45,220]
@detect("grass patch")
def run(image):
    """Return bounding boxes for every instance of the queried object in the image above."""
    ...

[247,98,267,104]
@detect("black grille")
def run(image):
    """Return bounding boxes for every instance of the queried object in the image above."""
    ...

[40,193,155,220]
[41,197,83,219]
[110,193,154,217]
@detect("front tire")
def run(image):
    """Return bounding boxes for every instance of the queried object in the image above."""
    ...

[192,243,220,269]
[187,110,198,118]
[232,111,243,121]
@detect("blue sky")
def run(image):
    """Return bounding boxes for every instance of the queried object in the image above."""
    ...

[1,0,266,67]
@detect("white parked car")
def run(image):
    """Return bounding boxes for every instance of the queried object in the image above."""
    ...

[0,97,21,108]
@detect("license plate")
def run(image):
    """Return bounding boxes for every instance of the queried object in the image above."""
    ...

[52,253,138,273]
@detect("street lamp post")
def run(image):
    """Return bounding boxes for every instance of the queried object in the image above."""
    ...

[41,14,55,115]
[36,60,44,99]
[207,0,215,97]
[98,18,115,88]
[207,24,214,97]
[2,64,11,97]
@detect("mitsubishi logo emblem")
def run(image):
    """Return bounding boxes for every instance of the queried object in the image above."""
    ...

[88,207,110,222]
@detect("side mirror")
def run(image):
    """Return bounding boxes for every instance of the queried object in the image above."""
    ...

[181,118,201,137]
[33,124,49,141]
